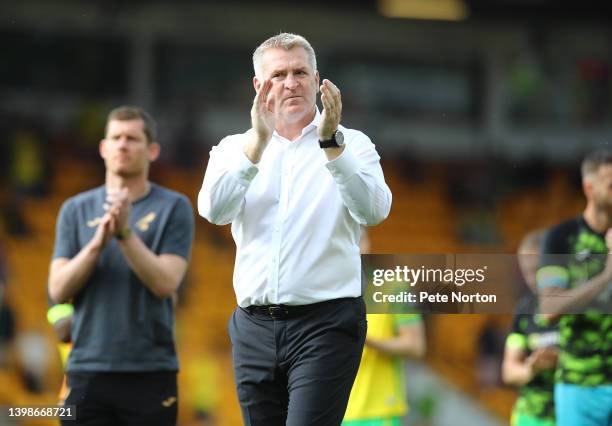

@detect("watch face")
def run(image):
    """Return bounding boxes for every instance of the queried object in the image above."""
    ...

[335,130,345,146]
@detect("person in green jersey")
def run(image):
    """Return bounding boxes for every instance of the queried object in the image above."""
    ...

[537,150,612,426]
[503,230,559,426]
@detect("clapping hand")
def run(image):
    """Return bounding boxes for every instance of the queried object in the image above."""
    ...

[104,187,131,236]
[318,79,342,141]
[90,213,114,250]
[245,79,276,163]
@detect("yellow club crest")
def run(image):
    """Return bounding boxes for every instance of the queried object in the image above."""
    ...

[86,217,103,228]
[136,212,156,231]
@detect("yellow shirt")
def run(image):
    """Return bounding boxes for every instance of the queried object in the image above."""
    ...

[344,314,421,421]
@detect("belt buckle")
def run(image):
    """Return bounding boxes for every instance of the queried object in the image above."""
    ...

[268,305,287,319]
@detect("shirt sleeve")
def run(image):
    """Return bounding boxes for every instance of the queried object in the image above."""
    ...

[52,200,79,260]
[394,313,422,329]
[159,195,195,260]
[537,228,570,291]
[47,303,74,325]
[325,131,392,225]
[505,312,528,350]
[197,134,259,225]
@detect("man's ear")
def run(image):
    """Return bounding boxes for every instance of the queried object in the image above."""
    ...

[315,70,320,93]
[148,142,161,162]
[253,76,261,92]
[99,139,107,160]
[583,179,593,199]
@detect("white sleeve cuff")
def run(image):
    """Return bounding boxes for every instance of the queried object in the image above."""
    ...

[325,147,359,183]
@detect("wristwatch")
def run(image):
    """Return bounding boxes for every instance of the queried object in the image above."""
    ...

[319,130,344,149]
[116,227,132,241]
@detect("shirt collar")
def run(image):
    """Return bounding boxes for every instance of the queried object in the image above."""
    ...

[273,107,321,141]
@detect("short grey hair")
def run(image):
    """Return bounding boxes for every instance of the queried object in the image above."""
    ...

[581,149,612,181]
[253,33,317,78]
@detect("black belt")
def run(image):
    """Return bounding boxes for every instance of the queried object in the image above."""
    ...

[243,298,353,319]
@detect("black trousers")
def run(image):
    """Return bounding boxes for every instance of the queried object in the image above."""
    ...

[228,297,367,426]
[62,372,177,426]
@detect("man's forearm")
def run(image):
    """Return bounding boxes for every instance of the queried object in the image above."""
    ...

[502,358,534,386]
[243,133,269,164]
[49,243,101,303]
[117,233,184,299]
[322,146,344,161]
[367,336,425,359]
[540,272,609,317]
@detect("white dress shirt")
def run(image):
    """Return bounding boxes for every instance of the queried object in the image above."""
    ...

[198,109,392,307]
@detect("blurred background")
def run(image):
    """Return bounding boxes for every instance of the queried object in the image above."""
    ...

[0,0,611,425]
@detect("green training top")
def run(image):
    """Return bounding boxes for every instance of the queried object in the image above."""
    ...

[506,295,559,422]
[537,216,612,386]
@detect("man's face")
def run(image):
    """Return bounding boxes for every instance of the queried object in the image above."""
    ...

[100,119,158,177]
[256,46,319,124]
[587,164,612,213]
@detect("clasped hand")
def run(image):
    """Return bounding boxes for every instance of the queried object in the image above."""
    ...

[92,188,131,249]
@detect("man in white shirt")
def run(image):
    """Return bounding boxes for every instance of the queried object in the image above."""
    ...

[198,33,392,426]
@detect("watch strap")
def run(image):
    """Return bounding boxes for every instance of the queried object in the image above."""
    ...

[319,139,339,148]
[116,227,132,241]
